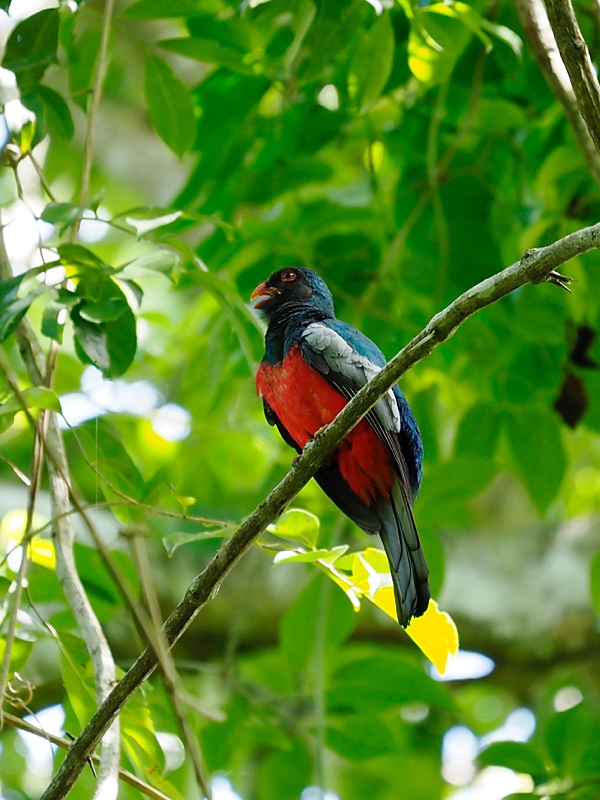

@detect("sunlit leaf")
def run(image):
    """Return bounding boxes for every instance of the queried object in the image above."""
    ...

[408,3,475,85]
[28,537,56,570]
[268,508,320,548]
[405,601,459,676]
[162,525,234,556]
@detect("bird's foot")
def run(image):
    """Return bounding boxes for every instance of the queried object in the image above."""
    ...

[546,270,573,293]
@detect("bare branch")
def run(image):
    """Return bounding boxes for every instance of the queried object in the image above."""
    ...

[515,0,600,183]
[0,220,119,799]
[41,220,600,800]
[544,0,600,159]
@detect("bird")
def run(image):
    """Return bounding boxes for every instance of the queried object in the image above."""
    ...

[251,267,430,627]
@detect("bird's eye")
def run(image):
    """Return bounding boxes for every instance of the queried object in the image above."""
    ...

[281,270,297,283]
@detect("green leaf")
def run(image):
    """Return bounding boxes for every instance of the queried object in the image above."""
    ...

[418,456,497,512]
[122,250,179,275]
[500,795,538,800]
[77,420,146,514]
[69,275,138,376]
[3,9,59,81]
[590,551,600,616]
[58,242,106,269]
[327,714,395,761]
[79,297,128,323]
[67,28,101,112]
[158,37,254,75]
[125,0,220,19]
[59,634,97,727]
[144,54,196,157]
[482,19,523,57]
[408,3,474,85]
[279,575,356,670]
[121,208,183,237]
[327,650,453,713]
[104,304,137,377]
[35,84,74,139]
[454,403,504,459]
[72,300,137,379]
[506,405,566,514]
[162,526,234,556]
[269,508,320,548]
[348,12,394,111]
[273,545,348,564]
[41,202,81,227]
[0,386,61,417]
[544,704,600,781]
[0,274,36,341]
[478,741,548,783]
[257,738,312,800]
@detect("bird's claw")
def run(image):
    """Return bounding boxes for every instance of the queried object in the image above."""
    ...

[546,270,573,293]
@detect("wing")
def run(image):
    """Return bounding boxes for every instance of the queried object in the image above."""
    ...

[300,320,429,625]
[300,320,420,502]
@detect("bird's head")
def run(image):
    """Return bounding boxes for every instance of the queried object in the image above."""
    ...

[250,268,334,318]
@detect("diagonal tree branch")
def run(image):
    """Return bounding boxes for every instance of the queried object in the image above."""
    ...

[515,0,600,184]
[41,220,600,799]
[544,0,600,158]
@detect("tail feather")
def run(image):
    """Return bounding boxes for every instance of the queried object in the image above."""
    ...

[375,482,430,627]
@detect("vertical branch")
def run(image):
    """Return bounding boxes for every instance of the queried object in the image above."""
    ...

[515,0,600,183]
[0,405,47,728]
[544,0,600,158]
[71,0,116,237]
[0,220,120,799]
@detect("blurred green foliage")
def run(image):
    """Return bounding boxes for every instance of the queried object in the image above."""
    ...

[0,0,600,798]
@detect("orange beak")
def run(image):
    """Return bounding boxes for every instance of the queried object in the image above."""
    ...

[250,281,280,309]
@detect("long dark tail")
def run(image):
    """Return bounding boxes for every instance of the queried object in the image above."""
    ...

[375,481,430,627]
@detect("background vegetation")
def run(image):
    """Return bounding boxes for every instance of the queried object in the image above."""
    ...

[1,0,600,798]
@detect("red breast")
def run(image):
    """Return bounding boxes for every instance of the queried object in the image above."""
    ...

[257,345,393,504]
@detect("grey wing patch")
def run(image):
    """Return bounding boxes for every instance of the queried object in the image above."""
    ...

[302,322,401,433]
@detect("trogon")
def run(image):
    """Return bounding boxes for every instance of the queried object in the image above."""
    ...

[251,268,430,627]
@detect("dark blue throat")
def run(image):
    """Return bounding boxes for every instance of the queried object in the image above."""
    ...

[262,304,333,365]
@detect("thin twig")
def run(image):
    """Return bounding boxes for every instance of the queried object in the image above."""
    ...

[0,409,47,729]
[1,713,174,800]
[41,220,600,800]
[544,0,600,159]
[129,531,212,799]
[71,0,116,240]
[28,152,57,202]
